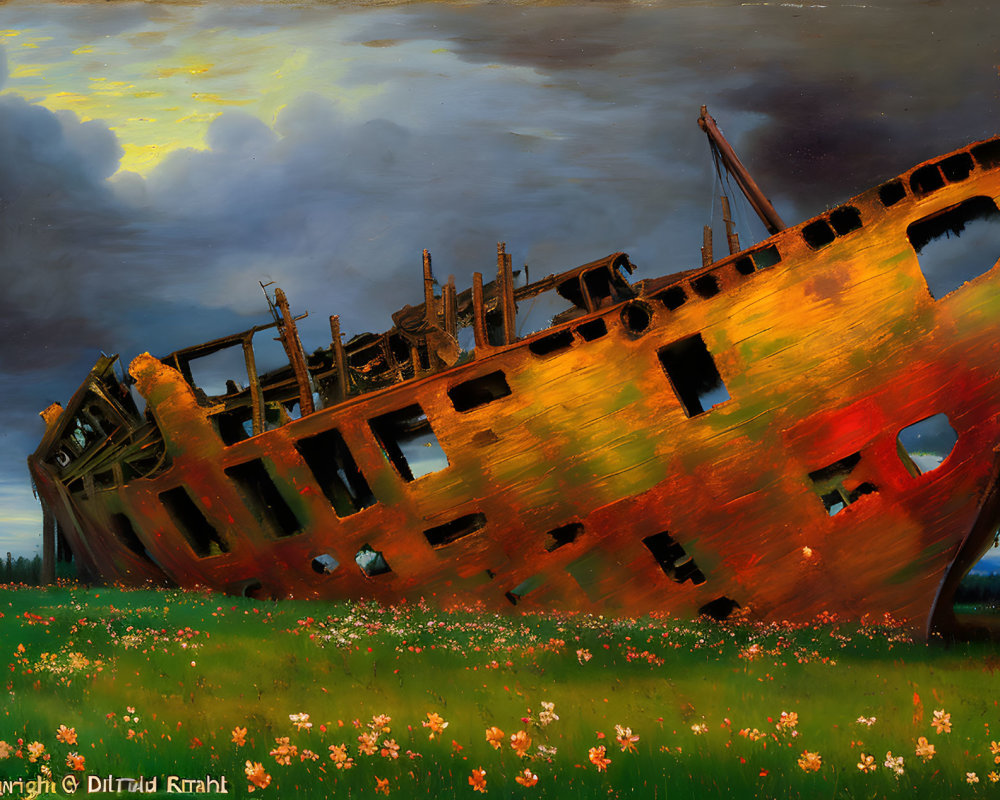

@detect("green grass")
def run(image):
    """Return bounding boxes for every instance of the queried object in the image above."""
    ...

[1,584,1000,798]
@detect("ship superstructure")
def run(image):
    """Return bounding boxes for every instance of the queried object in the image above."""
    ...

[29,113,1000,636]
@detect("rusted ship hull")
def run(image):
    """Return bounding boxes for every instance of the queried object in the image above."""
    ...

[29,133,1000,637]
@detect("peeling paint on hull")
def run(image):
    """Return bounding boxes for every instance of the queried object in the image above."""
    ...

[29,137,1000,638]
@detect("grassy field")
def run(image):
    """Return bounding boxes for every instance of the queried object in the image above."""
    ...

[1,583,1000,798]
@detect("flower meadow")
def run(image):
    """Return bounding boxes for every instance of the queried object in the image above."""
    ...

[1,584,1000,798]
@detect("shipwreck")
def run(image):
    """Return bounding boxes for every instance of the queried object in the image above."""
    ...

[28,108,1000,636]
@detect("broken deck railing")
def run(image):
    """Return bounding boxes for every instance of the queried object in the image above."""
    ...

[161,245,638,445]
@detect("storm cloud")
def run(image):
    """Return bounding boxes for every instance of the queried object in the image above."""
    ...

[0,96,127,371]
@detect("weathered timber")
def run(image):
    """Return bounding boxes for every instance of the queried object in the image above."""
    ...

[699,105,785,234]
[721,195,740,255]
[27,123,1000,639]
[701,225,713,269]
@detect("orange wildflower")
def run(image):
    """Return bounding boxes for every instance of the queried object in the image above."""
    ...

[375,776,390,795]
[231,726,247,746]
[358,732,378,756]
[777,711,798,731]
[931,709,951,734]
[26,742,45,764]
[469,768,487,793]
[328,743,355,770]
[515,768,539,787]
[380,739,400,759]
[510,730,532,758]
[990,740,1000,763]
[485,727,505,750]
[423,712,449,740]
[915,736,935,762]
[55,726,77,745]
[588,745,611,772]
[244,761,271,792]
[269,736,298,766]
[797,751,822,772]
[66,753,85,772]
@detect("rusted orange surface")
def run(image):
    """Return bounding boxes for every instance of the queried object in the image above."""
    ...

[29,137,1000,637]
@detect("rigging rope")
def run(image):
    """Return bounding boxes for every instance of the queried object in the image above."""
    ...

[708,140,722,227]
[707,137,765,252]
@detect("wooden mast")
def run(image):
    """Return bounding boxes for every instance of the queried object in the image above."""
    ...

[274,288,315,416]
[698,105,786,235]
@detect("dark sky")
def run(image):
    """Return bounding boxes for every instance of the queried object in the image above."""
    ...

[0,0,997,567]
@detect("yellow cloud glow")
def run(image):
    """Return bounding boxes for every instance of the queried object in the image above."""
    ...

[157,63,213,79]
[10,65,43,78]
[119,142,168,175]
[174,112,219,125]
[50,91,90,105]
[192,92,253,106]
[0,14,385,176]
